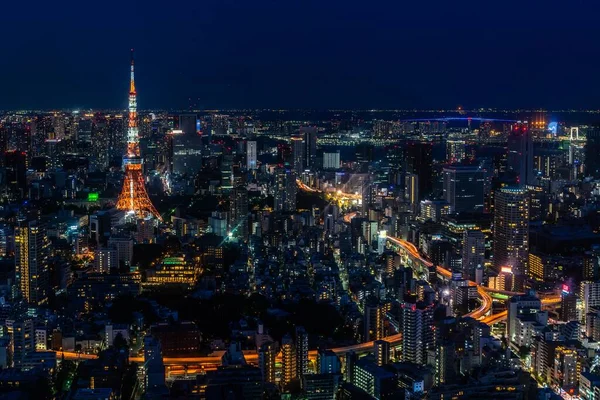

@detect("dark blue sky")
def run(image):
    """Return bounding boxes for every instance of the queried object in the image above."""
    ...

[1,0,599,110]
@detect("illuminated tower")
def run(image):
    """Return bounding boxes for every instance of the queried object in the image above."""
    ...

[116,50,161,220]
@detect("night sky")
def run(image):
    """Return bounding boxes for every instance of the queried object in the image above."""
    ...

[1,0,599,110]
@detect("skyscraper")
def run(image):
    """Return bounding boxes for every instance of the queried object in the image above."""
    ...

[493,187,529,277]
[442,164,485,213]
[281,333,297,386]
[246,140,257,170]
[585,127,600,178]
[291,136,305,174]
[115,50,161,220]
[446,139,465,163]
[462,230,485,281]
[404,141,433,199]
[507,123,535,186]
[401,301,434,365]
[274,167,297,212]
[172,114,202,176]
[300,126,317,168]
[364,301,385,342]
[296,326,309,380]
[230,185,249,241]
[258,342,277,383]
[15,219,50,305]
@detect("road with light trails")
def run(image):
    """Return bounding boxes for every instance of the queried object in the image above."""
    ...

[56,333,402,366]
[296,179,361,200]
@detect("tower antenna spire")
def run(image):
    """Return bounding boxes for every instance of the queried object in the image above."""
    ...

[129,48,136,94]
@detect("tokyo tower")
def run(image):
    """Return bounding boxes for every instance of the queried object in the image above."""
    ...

[115,50,162,221]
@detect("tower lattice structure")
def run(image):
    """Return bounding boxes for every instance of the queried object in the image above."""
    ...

[116,50,162,221]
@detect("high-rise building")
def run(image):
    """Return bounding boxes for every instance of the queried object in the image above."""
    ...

[580,281,600,323]
[404,173,419,214]
[281,333,297,386]
[246,140,257,170]
[493,187,529,277]
[7,318,34,368]
[404,141,433,199]
[434,341,456,385]
[374,340,390,367]
[15,219,50,305]
[323,151,340,170]
[462,230,485,281]
[507,291,541,345]
[446,139,465,163]
[364,302,385,342]
[77,117,92,144]
[94,248,118,273]
[291,136,305,174]
[442,164,485,213]
[230,185,249,241]
[317,349,341,374]
[258,342,277,383]
[143,335,166,392]
[172,126,202,176]
[301,126,318,168]
[274,167,297,212]
[419,199,449,222]
[585,127,600,178]
[507,123,535,185]
[401,301,434,365]
[115,50,161,221]
[552,346,580,394]
[560,291,579,323]
[296,326,309,380]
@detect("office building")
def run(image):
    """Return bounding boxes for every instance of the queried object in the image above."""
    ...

[15,219,50,305]
[317,349,341,374]
[230,185,249,241]
[404,141,433,199]
[442,164,485,213]
[351,358,397,399]
[493,187,529,277]
[94,247,118,273]
[507,123,535,185]
[274,167,297,212]
[7,318,34,368]
[507,291,542,346]
[585,127,600,178]
[301,126,318,168]
[172,130,202,176]
[462,230,485,281]
[246,140,257,170]
[581,281,600,322]
[291,136,305,174]
[323,151,340,170]
[419,200,450,222]
[446,139,465,163]
[404,173,419,214]
[143,335,166,392]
